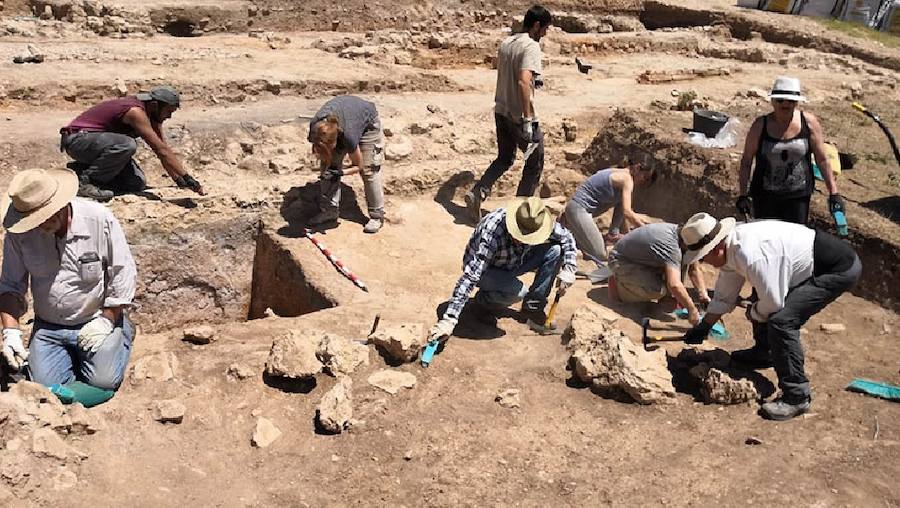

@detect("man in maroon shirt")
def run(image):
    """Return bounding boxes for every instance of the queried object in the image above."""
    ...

[60,86,205,201]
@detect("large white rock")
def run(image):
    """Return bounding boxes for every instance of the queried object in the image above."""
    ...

[252,417,282,448]
[316,334,370,376]
[368,323,424,363]
[264,330,323,379]
[316,379,353,434]
[566,306,675,404]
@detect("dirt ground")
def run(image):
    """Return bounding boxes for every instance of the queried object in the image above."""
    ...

[1,0,899,506]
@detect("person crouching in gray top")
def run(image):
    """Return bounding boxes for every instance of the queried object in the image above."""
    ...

[0,168,137,397]
[307,95,386,234]
[608,222,710,325]
[563,156,657,281]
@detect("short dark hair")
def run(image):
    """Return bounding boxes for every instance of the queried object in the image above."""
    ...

[523,5,552,31]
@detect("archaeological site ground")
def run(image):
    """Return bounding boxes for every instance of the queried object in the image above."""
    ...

[0,0,898,505]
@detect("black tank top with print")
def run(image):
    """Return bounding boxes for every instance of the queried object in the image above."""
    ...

[750,112,815,199]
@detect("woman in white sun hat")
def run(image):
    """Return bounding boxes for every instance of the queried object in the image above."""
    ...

[735,76,844,225]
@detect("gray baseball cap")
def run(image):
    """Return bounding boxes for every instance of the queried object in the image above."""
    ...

[136,86,181,108]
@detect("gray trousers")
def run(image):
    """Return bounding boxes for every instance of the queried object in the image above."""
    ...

[564,200,624,267]
[766,254,861,401]
[319,118,385,219]
[64,131,147,192]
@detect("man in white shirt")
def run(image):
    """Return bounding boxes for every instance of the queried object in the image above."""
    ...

[464,5,553,221]
[679,213,860,420]
[0,168,137,393]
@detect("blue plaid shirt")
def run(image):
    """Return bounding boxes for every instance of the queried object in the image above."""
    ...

[443,208,577,323]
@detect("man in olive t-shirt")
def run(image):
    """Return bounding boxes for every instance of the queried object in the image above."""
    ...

[464,5,553,221]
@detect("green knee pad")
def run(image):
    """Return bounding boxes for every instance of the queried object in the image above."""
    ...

[49,381,115,408]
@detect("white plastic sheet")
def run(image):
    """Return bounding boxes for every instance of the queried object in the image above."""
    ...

[686,117,742,149]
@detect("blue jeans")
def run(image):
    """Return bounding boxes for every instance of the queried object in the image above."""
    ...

[28,316,135,390]
[475,243,561,311]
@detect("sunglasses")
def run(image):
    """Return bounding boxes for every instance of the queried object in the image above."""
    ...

[773,98,798,104]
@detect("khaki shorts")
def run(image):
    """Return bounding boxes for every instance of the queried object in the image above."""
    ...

[609,258,667,303]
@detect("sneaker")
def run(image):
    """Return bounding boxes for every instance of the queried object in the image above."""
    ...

[587,264,612,283]
[307,210,339,227]
[77,182,113,202]
[363,218,383,234]
[730,346,773,369]
[463,187,484,222]
[760,397,811,421]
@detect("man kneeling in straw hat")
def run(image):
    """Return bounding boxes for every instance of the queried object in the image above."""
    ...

[0,168,137,395]
[428,197,577,342]
[679,213,860,420]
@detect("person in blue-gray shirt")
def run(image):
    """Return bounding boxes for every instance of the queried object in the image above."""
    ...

[563,157,656,281]
[308,95,386,234]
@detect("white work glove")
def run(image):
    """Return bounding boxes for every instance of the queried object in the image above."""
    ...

[77,316,115,354]
[2,328,28,371]
[428,319,455,344]
[556,269,576,296]
[520,117,535,143]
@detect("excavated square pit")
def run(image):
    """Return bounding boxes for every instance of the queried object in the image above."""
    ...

[128,216,356,334]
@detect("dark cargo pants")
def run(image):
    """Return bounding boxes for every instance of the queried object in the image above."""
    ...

[64,131,147,192]
[765,246,861,401]
[474,113,545,198]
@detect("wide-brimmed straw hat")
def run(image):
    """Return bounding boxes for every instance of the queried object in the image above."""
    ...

[1,168,78,234]
[768,76,807,103]
[680,212,736,265]
[505,196,554,245]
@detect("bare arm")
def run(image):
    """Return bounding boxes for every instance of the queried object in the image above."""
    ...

[664,264,700,325]
[688,263,711,305]
[739,117,763,195]
[806,112,838,195]
[518,69,534,119]
[611,172,645,229]
[343,146,364,176]
[122,107,186,180]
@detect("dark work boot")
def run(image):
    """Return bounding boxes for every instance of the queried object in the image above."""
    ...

[520,300,548,331]
[76,174,113,203]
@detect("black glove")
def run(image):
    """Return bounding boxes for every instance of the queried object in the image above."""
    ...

[683,320,712,344]
[736,195,752,217]
[322,166,343,181]
[175,173,202,192]
[828,193,845,214]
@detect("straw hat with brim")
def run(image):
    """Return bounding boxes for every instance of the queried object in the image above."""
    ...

[768,76,807,103]
[1,168,78,234]
[505,196,554,246]
[680,212,736,266]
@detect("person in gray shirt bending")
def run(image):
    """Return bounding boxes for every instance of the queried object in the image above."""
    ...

[308,95,385,234]
[608,222,709,325]
[563,158,656,281]
[0,168,137,396]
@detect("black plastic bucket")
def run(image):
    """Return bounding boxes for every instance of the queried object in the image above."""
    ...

[692,110,729,138]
